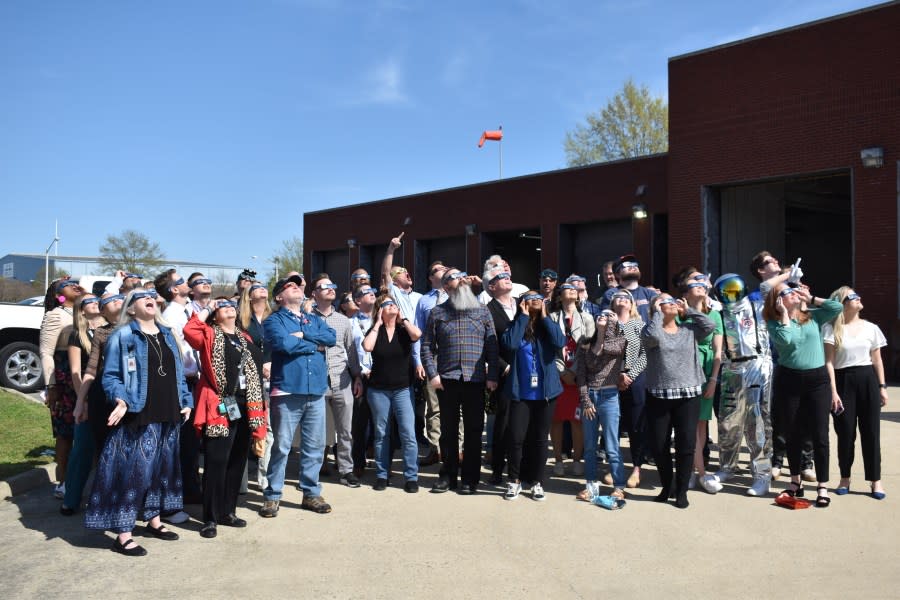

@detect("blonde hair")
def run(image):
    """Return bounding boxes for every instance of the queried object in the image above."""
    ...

[118,289,171,329]
[827,285,855,350]
[73,296,106,354]
[239,286,271,330]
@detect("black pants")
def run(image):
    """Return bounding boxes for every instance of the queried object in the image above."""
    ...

[507,398,555,485]
[833,365,882,481]
[180,405,203,500]
[490,383,511,476]
[775,365,831,481]
[351,384,371,471]
[771,366,814,470]
[88,387,111,458]
[202,406,251,523]
[437,379,485,487]
[647,394,699,497]
[619,372,648,468]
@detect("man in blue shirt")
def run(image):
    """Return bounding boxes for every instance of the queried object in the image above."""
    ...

[600,254,659,324]
[259,275,336,518]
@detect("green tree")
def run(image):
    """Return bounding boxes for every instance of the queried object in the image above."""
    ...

[564,79,668,166]
[271,236,303,281]
[98,230,165,273]
[31,266,70,294]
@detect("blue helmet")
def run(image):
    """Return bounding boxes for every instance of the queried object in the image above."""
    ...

[713,273,746,306]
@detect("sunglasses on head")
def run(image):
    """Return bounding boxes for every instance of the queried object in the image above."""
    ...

[189,278,212,287]
[128,290,159,305]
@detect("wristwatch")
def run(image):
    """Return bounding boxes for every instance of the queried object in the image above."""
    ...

[879,384,888,389]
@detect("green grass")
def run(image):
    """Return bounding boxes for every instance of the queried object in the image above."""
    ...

[0,390,55,480]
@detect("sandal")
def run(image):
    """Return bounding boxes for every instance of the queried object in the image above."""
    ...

[815,486,831,508]
[611,488,626,501]
[787,481,804,498]
[576,488,593,502]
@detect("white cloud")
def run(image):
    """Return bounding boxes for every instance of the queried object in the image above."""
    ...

[359,58,408,105]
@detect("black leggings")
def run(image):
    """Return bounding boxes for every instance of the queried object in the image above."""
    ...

[507,398,556,485]
[202,406,251,523]
[647,395,699,496]
[775,365,831,481]
[833,365,882,481]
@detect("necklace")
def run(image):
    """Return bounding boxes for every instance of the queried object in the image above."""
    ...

[139,331,167,376]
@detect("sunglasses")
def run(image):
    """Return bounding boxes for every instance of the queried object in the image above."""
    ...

[658,298,678,306]
[843,293,861,303]
[428,266,445,276]
[339,296,353,305]
[351,273,370,280]
[249,284,267,293]
[56,280,81,291]
[566,276,586,283]
[445,271,468,281]
[79,296,100,306]
[523,294,544,302]
[686,282,708,290]
[315,283,338,291]
[380,300,397,308]
[99,294,125,307]
[779,288,798,298]
[612,293,633,303]
[128,290,159,305]
[189,278,212,287]
[213,300,237,311]
[171,277,185,287]
[558,283,577,291]
[620,261,639,269]
[392,268,409,276]
[762,258,780,267]
[490,272,511,283]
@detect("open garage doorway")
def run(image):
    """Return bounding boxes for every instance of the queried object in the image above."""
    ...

[481,228,542,288]
[705,171,852,294]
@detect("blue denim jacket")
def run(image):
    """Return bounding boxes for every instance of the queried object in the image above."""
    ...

[264,307,337,396]
[101,321,194,412]
[501,314,565,401]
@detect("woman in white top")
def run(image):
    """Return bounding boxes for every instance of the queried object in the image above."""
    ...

[823,286,888,500]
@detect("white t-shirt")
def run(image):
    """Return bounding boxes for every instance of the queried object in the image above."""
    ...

[822,320,887,369]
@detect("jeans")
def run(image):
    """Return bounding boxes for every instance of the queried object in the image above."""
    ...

[265,393,326,500]
[368,386,419,481]
[583,388,624,487]
[63,421,95,510]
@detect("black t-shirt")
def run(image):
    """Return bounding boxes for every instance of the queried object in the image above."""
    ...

[368,325,413,391]
[125,331,180,427]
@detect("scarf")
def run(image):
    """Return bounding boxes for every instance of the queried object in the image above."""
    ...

[205,324,266,438]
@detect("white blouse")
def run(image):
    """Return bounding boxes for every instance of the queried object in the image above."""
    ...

[822,320,886,369]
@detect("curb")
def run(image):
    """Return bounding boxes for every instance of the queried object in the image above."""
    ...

[0,463,56,500]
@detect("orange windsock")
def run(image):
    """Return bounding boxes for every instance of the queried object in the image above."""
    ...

[478,129,503,148]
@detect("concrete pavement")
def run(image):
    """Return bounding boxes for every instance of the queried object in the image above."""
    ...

[2,392,900,599]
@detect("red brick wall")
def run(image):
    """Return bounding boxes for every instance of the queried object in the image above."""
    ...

[668,3,900,348]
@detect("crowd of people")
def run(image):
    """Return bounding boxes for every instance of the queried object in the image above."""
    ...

[37,239,889,556]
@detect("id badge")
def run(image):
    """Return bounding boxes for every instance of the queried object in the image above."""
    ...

[127,356,137,372]
[238,373,247,390]
[530,374,539,389]
[223,396,241,421]
[574,406,582,421]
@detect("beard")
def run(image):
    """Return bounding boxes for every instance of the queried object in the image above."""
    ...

[619,271,641,284]
[449,283,481,311]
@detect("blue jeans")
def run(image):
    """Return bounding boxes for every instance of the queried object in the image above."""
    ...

[367,387,418,481]
[582,388,625,488]
[265,393,325,500]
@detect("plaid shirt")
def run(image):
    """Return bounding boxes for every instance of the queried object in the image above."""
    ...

[421,300,499,383]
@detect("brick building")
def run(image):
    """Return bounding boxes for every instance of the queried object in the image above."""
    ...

[304,2,900,373]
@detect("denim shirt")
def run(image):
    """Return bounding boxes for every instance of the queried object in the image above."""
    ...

[264,307,337,396]
[501,314,565,401]
[101,321,194,412]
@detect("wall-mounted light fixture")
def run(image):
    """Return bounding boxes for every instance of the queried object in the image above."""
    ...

[519,233,541,240]
[347,238,357,248]
[632,203,648,220]
[860,147,884,168]
[465,224,477,236]
[635,184,648,197]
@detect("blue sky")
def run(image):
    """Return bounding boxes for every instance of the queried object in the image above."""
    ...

[0,0,885,273]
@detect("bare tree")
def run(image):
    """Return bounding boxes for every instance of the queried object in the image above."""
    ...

[99,230,165,273]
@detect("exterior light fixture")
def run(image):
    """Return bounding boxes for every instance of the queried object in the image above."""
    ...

[860,147,884,168]
[465,224,477,236]
[632,203,648,220]
[347,238,357,248]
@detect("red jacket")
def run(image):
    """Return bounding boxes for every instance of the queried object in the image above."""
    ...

[183,314,267,440]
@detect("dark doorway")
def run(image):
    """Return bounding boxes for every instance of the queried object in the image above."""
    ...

[481,228,542,288]
[708,171,852,293]
[558,219,632,299]
[311,249,350,291]
[413,236,465,294]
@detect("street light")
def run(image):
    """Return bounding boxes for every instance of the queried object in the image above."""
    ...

[44,222,60,292]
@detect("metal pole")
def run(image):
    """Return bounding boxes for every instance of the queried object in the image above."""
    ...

[499,138,503,179]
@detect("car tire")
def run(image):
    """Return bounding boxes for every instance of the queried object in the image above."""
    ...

[0,342,44,393]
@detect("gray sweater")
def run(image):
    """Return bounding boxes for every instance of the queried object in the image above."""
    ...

[641,308,715,393]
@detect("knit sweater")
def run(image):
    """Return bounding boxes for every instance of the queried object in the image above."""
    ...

[575,323,627,407]
[641,308,715,393]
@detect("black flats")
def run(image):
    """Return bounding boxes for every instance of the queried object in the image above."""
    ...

[145,522,179,541]
[112,537,147,557]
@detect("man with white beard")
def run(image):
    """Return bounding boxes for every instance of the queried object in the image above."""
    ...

[421,268,499,495]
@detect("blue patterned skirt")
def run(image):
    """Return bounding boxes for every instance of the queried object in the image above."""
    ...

[83,421,182,533]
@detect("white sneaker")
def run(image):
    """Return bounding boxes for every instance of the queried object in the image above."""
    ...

[688,472,698,489]
[746,478,771,497]
[770,466,781,480]
[700,473,722,494]
[552,461,565,476]
[714,470,733,484]
[53,483,65,499]
[531,482,546,501]
[801,468,816,482]
[504,481,522,501]
[571,461,584,477]
[161,510,190,524]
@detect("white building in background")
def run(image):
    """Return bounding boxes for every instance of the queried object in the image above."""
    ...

[0,253,246,287]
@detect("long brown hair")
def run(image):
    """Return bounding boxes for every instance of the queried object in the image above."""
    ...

[763,284,810,325]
